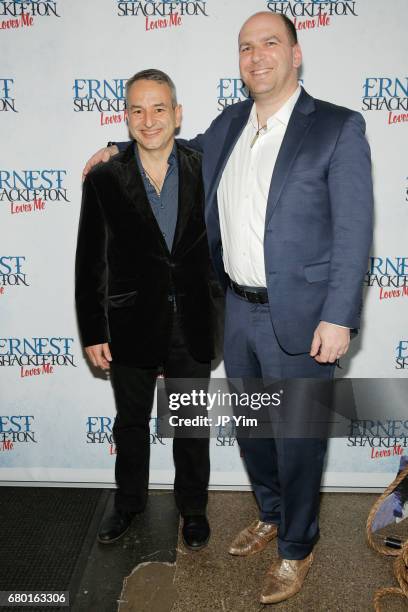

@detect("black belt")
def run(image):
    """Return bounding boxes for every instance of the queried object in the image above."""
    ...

[228,279,269,304]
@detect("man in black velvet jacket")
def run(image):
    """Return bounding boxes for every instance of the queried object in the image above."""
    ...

[75,69,219,548]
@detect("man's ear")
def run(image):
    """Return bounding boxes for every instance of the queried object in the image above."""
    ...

[292,43,302,69]
[175,104,183,129]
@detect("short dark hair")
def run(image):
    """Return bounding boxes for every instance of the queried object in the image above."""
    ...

[125,68,177,107]
[279,14,297,45]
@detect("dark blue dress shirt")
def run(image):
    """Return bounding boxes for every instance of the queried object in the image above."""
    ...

[135,143,179,251]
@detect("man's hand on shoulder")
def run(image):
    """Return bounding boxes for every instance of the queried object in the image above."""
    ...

[310,321,350,364]
[85,343,112,370]
[82,145,119,181]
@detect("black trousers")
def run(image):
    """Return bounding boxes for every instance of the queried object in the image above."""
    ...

[110,310,211,516]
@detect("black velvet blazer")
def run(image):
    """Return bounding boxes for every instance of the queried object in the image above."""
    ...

[75,142,221,366]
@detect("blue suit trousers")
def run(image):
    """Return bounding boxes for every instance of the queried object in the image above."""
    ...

[224,288,335,559]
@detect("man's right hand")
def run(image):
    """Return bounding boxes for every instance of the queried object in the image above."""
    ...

[85,343,112,370]
[82,145,119,180]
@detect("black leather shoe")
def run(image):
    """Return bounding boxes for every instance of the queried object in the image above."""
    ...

[97,508,135,544]
[182,515,210,550]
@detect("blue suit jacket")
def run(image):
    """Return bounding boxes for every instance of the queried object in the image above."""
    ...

[186,88,373,354]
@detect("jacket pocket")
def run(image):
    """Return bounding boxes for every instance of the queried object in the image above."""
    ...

[303,261,330,283]
[107,290,138,308]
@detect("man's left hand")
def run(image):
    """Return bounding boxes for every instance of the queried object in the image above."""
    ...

[310,321,350,363]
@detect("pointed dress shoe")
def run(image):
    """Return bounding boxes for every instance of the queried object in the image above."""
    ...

[97,508,135,544]
[228,519,278,556]
[260,552,314,604]
[182,515,210,550]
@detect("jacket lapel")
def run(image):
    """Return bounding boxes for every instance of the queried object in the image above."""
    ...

[120,143,199,257]
[171,144,198,255]
[120,143,170,254]
[265,89,316,226]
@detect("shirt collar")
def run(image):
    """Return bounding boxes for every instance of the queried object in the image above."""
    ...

[273,86,301,127]
[249,86,301,130]
[167,142,177,166]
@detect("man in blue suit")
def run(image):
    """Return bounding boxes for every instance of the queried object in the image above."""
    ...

[84,11,373,604]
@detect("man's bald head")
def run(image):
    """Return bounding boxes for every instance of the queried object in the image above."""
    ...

[239,12,298,47]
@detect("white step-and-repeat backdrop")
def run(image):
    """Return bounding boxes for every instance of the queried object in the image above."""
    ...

[1,0,407,489]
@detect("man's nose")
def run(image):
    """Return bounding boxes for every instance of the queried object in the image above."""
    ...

[251,46,264,64]
[144,110,155,127]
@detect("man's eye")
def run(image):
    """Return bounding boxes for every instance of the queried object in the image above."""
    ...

[240,46,250,53]
[266,41,277,46]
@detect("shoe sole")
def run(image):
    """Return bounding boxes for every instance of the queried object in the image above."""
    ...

[97,524,131,545]
[259,585,303,605]
[228,534,277,556]
[182,534,210,551]
[228,547,267,556]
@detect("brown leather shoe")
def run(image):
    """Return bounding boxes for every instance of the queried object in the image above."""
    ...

[260,553,314,604]
[228,520,278,556]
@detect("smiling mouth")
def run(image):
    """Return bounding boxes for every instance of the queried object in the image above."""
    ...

[251,68,272,77]
[141,129,162,137]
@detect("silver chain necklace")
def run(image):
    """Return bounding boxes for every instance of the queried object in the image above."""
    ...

[250,116,267,148]
[143,167,164,196]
